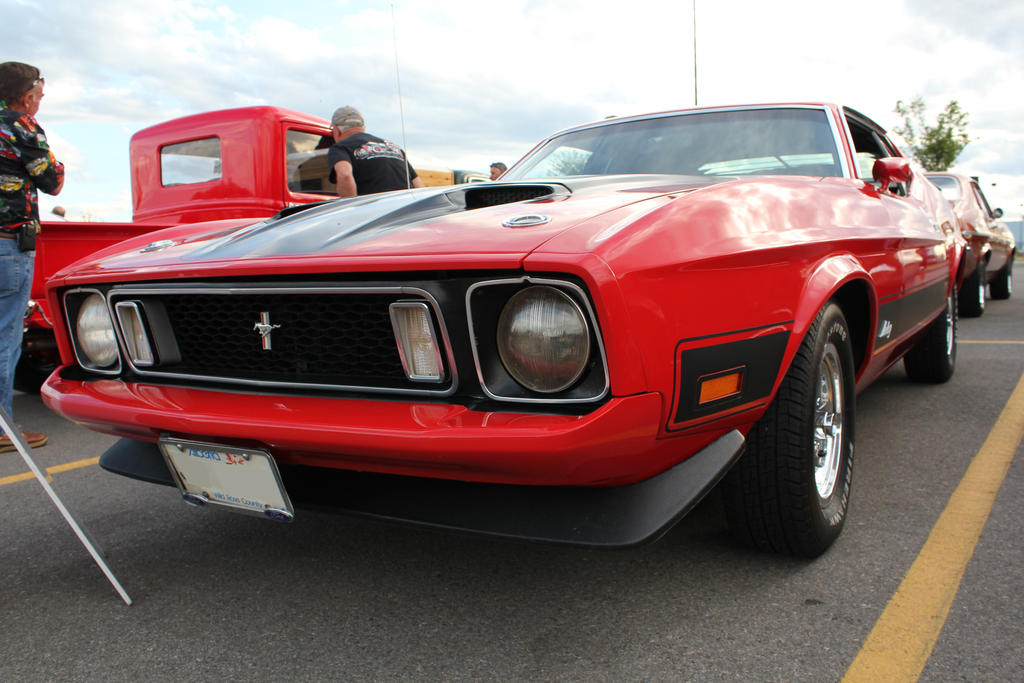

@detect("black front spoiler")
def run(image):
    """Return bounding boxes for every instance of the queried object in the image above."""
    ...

[100,430,744,548]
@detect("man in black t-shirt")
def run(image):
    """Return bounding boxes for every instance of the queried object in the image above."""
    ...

[326,106,423,197]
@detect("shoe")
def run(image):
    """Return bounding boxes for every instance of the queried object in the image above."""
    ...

[0,430,48,453]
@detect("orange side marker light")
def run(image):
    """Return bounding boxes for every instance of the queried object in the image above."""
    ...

[698,368,744,405]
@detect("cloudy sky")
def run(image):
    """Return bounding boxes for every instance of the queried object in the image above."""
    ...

[10,0,1024,223]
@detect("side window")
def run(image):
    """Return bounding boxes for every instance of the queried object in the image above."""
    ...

[970,181,997,218]
[286,129,337,194]
[847,116,906,195]
[161,138,221,186]
[846,119,891,180]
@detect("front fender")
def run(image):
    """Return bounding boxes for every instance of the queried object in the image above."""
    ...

[789,254,875,379]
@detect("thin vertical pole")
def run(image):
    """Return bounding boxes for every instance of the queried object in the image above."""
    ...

[693,0,698,106]
[392,4,411,189]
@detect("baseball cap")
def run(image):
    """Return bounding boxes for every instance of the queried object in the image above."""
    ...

[331,106,365,129]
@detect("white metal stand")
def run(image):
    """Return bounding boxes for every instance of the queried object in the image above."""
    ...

[2,406,132,605]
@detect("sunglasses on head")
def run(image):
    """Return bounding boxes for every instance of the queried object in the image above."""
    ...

[22,77,45,96]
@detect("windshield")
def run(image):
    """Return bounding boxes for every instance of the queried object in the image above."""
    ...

[927,175,961,201]
[506,108,842,180]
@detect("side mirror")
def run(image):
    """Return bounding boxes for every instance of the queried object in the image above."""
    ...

[992,207,1004,219]
[872,157,911,192]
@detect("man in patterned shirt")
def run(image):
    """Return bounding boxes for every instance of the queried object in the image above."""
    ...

[0,62,64,452]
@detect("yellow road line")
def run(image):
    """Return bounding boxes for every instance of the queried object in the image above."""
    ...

[843,371,1024,682]
[47,456,101,473]
[0,456,99,487]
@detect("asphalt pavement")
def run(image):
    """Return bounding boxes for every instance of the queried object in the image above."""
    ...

[2,293,1022,681]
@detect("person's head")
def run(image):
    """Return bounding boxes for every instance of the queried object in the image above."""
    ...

[0,62,45,116]
[52,206,66,218]
[490,162,507,180]
[330,106,365,141]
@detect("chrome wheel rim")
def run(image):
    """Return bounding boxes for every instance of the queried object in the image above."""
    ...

[944,295,955,357]
[978,281,986,311]
[814,343,844,499]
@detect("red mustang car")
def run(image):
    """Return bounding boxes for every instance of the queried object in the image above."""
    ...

[43,103,961,557]
[926,172,1014,316]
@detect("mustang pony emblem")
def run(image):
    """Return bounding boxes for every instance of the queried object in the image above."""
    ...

[253,312,281,350]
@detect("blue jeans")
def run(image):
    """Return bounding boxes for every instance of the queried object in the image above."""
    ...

[0,240,34,419]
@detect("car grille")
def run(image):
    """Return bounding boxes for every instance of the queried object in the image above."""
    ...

[108,287,453,394]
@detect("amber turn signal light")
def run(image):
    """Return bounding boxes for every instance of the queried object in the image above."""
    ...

[697,368,744,405]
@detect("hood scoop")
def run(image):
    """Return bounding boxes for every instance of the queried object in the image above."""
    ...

[463,184,566,209]
[183,183,569,260]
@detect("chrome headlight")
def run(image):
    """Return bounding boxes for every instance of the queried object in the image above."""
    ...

[496,286,590,393]
[75,293,119,369]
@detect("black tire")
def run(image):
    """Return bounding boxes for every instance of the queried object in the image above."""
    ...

[12,355,52,394]
[990,258,1013,300]
[722,302,855,557]
[903,292,957,383]
[958,264,985,318]
[12,329,59,394]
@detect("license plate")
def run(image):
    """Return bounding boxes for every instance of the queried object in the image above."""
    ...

[159,437,294,521]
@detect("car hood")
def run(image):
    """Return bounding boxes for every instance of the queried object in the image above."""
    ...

[62,175,724,279]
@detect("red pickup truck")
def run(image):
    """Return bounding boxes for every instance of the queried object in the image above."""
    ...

[21,106,484,390]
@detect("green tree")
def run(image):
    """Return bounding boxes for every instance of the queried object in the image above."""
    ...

[893,97,971,171]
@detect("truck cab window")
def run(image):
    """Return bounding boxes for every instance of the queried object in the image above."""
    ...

[161,138,222,186]
[286,129,337,194]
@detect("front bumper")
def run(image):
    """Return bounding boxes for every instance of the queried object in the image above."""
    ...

[43,374,733,487]
[100,429,745,547]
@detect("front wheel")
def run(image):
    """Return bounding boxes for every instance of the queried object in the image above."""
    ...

[12,329,59,394]
[903,292,957,383]
[990,258,1013,300]
[722,302,855,557]
[958,264,985,318]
